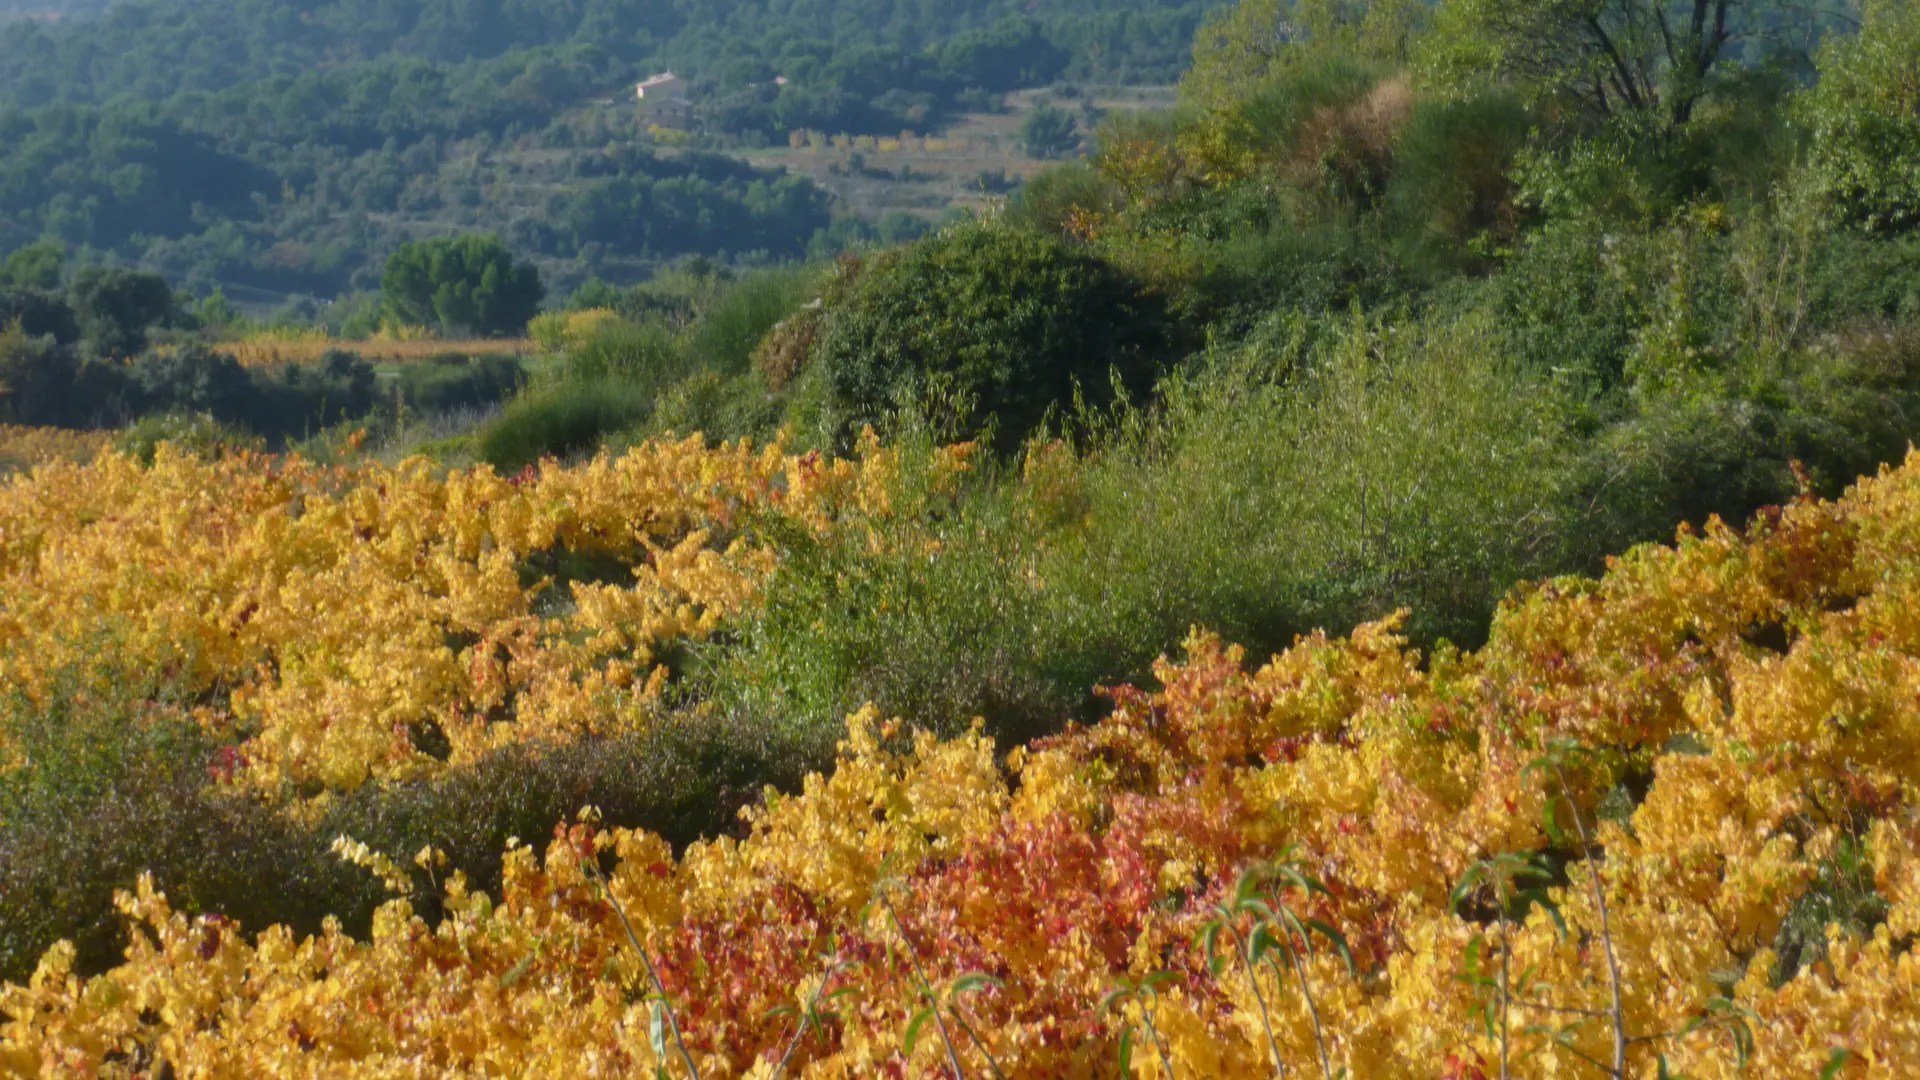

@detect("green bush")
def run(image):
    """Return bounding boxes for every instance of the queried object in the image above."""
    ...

[115,412,263,463]
[0,665,826,982]
[1020,103,1081,159]
[1205,54,1383,178]
[1578,324,1920,557]
[808,221,1175,452]
[1007,161,1121,236]
[563,317,680,383]
[392,352,526,414]
[0,286,78,344]
[1486,220,1647,392]
[1385,93,1534,263]
[380,234,545,337]
[1803,233,1920,327]
[679,266,816,375]
[1167,213,1415,333]
[700,311,1578,743]
[648,368,785,446]
[475,378,657,472]
[68,266,178,360]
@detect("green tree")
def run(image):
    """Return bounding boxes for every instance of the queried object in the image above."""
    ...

[1019,103,1082,159]
[0,242,65,290]
[0,320,77,425]
[380,235,545,338]
[196,288,244,331]
[1419,0,1825,128]
[807,222,1174,452]
[1797,0,1920,233]
[68,266,177,359]
[1184,0,1427,110]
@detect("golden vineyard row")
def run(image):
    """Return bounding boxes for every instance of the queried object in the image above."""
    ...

[0,431,971,793]
[1,439,1917,1077]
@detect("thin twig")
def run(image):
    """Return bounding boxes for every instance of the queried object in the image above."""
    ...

[769,964,840,1080]
[882,895,970,1080]
[948,1006,1010,1080]
[1142,1009,1178,1079]
[580,853,704,1080]
[1555,764,1629,1078]
[1513,998,1614,1021]
[1277,942,1334,1080]
[1497,926,1511,1080]
[1228,922,1288,1078]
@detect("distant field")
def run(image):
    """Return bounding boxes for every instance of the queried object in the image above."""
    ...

[222,337,538,369]
[732,86,1177,223]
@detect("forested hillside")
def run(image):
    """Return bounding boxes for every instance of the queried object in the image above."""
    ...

[0,0,1216,300]
[1,0,1875,307]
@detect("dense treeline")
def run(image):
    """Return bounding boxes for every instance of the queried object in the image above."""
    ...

[0,0,1219,297]
[0,0,1210,106]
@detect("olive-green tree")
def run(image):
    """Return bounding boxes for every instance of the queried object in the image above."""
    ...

[1184,0,1428,110]
[68,266,178,360]
[380,235,545,338]
[1797,0,1920,233]
[1418,0,1836,129]
[0,241,64,290]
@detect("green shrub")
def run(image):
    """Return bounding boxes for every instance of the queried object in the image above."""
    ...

[700,311,1578,742]
[0,665,825,982]
[1578,324,1920,557]
[475,378,656,472]
[68,266,178,360]
[380,234,545,337]
[808,221,1175,453]
[1385,93,1534,263]
[648,368,785,446]
[1487,220,1646,391]
[562,317,679,383]
[1007,161,1121,236]
[679,266,816,375]
[115,412,263,464]
[1020,102,1081,159]
[0,286,79,344]
[392,352,526,414]
[1169,214,1415,333]
[1197,54,1383,180]
[0,322,87,426]
[1803,232,1920,327]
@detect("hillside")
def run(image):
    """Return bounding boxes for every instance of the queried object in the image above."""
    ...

[0,0,1220,300]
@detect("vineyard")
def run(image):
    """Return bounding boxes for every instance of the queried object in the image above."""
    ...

[1,433,1916,1077]
[0,430,968,794]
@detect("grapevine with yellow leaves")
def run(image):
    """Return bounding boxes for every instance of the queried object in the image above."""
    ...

[6,445,1920,1077]
[0,430,973,793]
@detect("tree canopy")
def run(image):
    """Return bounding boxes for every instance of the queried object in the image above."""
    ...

[1798,0,1920,232]
[380,235,545,337]
[1418,0,1851,128]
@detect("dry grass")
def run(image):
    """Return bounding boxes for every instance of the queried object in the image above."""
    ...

[735,86,1177,220]
[222,336,538,369]
[0,426,114,475]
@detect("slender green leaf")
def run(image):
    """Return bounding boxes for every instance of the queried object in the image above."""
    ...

[903,1006,934,1057]
[950,973,1003,997]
